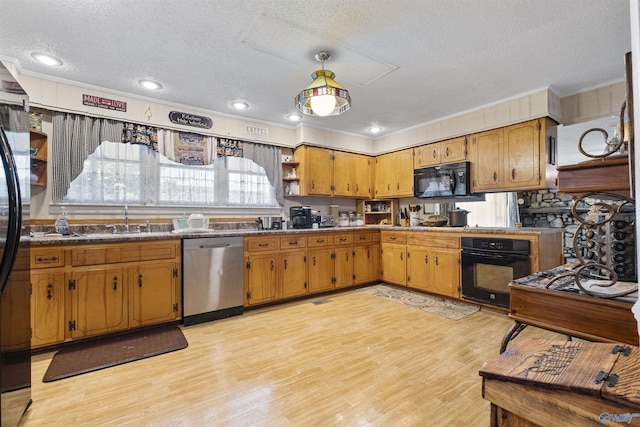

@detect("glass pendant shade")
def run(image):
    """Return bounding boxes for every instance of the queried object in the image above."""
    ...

[295,69,351,117]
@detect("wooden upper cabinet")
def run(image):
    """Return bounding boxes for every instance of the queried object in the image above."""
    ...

[469,128,504,191]
[351,153,373,198]
[414,136,466,168]
[295,145,333,196]
[333,150,353,196]
[295,145,372,198]
[504,120,541,188]
[470,119,556,193]
[374,149,413,198]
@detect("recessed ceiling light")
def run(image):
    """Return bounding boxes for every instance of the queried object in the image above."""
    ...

[232,101,249,110]
[369,126,382,134]
[287,113,302,121]
[139,80,162,90]
[30,52,63,66]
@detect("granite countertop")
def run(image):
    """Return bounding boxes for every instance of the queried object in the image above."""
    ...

[29,224,564,245]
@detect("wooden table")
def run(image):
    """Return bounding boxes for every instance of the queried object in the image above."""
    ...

[481,339,640,426]
[501,265,639,353]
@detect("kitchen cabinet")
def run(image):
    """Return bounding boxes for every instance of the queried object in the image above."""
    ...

[333,151,373,198]
[244,235,307,305]
[406,233,461,299]
[307,235,335,293]
[30,129,48,187]
[70,267,127,338]
[357,199,398,226]
[29,240,181,347]
[469,118,557,192]
[129,261,180,327]
[380,231,407,286]
[333,233,354,289]
[414,136,467,168]
[353,232,380,285]
[294,145,373,198]
[30,270,65,347]
[374,148,414,198]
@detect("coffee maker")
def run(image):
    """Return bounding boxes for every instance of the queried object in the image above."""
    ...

[290,206,313,229]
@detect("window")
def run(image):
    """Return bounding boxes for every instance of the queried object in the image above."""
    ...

[64,141,278,208]
[455,192,518,228]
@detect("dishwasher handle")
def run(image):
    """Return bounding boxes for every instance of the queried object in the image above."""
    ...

[199,243,236,249]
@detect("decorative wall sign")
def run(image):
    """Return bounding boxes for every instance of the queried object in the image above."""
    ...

[245,124,269,137]
[82,94,127,112]
[168,111,212,129]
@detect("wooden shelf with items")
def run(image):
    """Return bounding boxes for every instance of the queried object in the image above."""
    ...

[357,199,399,226]
[282,161,300,197]
[30,129,48,187]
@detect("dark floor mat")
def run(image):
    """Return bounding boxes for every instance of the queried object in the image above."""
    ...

[43,324,188,382]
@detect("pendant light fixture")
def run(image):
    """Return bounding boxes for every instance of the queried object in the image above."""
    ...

[295,51,351,117]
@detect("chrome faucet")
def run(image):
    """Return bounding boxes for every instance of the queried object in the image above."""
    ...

[124,204,129,233]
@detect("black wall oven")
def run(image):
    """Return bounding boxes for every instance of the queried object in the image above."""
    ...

[461,237,530,308]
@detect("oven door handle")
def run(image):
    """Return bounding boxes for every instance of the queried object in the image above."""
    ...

[462,250,529,261]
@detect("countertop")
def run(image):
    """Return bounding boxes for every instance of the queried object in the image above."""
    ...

[29,225,564,246]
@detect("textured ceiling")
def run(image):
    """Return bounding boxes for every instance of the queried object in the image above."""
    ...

[0,0,632,139]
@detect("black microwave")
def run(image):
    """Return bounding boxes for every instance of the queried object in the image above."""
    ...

[414,161,483,200]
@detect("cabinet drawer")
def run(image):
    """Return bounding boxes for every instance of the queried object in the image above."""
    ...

[31,247,65,269]
[307,234,333,247]
[71,246,119,266]
[381,233,406,244]
[334,233,353,245]
[246,237,278,252]
[280,235,306,250]
[352,232,372,244]
[120,242,178,262]
[408,234,459,249]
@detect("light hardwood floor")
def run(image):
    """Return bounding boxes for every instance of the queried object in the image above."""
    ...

[20,288,564,427]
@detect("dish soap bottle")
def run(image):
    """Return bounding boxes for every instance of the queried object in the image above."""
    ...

[55,207,70,235]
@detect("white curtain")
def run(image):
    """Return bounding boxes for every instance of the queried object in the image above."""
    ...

[242,141,284,205]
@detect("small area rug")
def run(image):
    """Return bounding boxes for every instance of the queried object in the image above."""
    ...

[43,324,188,382]
[359,284,480,320]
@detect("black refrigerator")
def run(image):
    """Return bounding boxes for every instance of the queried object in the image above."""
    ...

[0,62,32,426]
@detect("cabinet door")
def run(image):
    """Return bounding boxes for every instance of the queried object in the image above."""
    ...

[394,149,414,196]
[305,146,334,196]
[334,246,354,288]
[129,261,178,327]
[415,143,440,168]
[245,253,278,306]
[333,151,352,196]
[504,120,541,189]
[381,244,406,286]
[71,267,127,338]
[353,243,378,285]
[470,128,504,191]
[2,270,31,350]
[307,247,335,293]
[352,153,373,198]
[31,271,66,347]
[429,249,461,299]
[281,252,308,298]
[441,136,466,163]
[374,153,394,198]
[406,246,430,291]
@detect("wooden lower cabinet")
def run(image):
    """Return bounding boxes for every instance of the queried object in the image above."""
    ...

[129,261,180,327]
[308,247,334,293]
[30,239,181,348]
[30,270,66,347]
[353,242,380,284]
[244,235,308,306]
[70,267,127,338]
[381,243,407,285]
[407,246,460,299]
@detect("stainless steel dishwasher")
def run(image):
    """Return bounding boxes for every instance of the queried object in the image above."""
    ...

[182,236,244,326]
